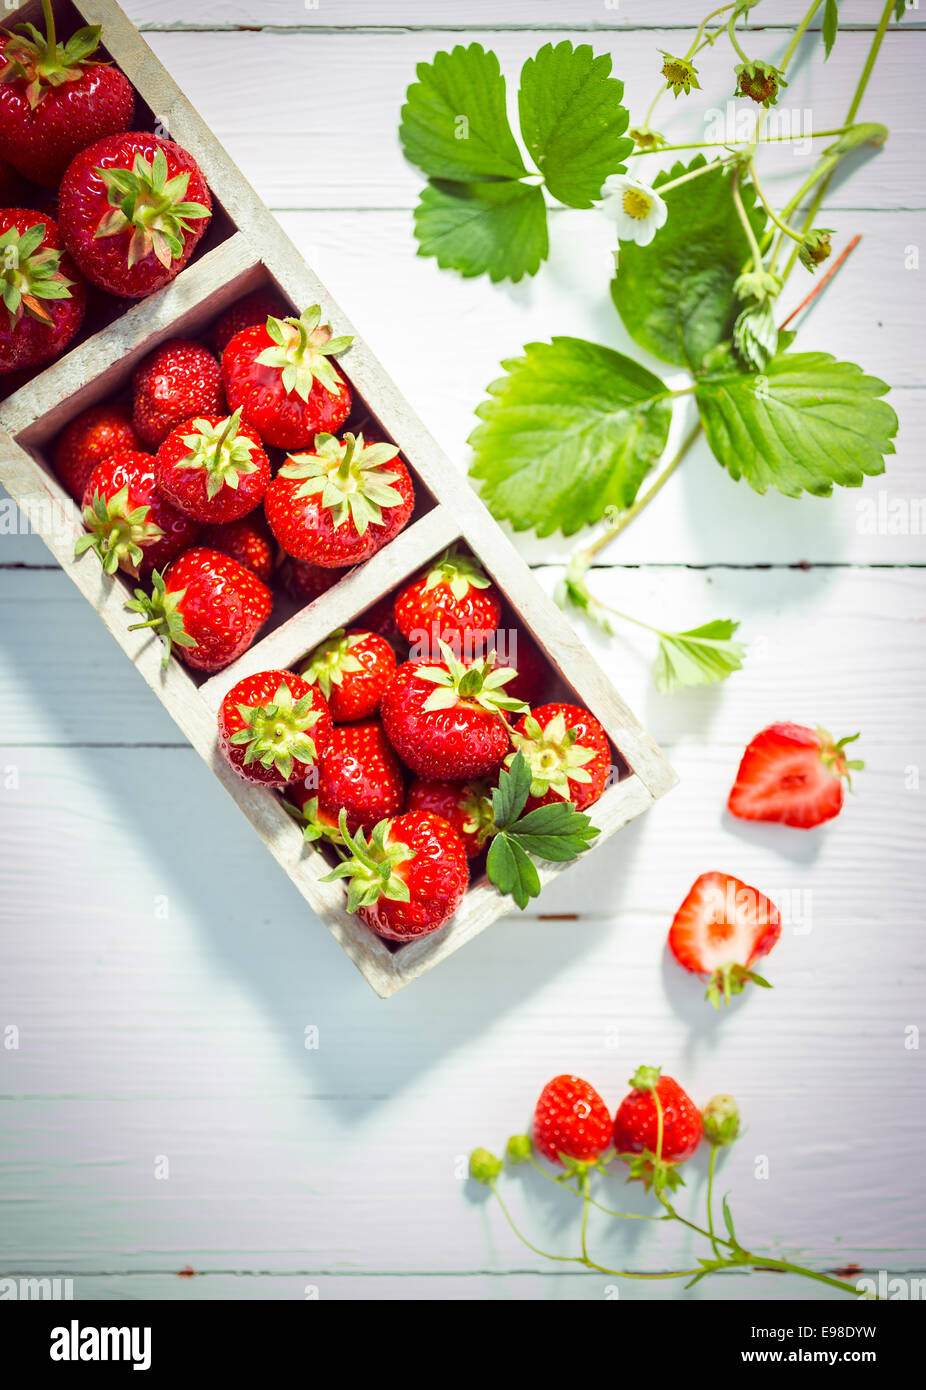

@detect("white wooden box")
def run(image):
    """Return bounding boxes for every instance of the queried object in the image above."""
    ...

[0,0,677,995]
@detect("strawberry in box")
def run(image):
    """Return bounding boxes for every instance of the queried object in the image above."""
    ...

[0,211,85,374]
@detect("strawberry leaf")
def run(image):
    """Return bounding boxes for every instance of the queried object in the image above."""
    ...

[653,619,746,694]
[486,833,540,910]
[695,350,898,497]
[505,801,600,860]
[823,0,839,58]
[400,43,527,182]
[490,750,532,830]
[414,179,548,283]
[517,41,632,209]
[469,337,672,536]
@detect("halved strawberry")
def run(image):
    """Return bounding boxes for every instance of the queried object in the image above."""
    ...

[668,871,781,1008]
[727,722,863,829]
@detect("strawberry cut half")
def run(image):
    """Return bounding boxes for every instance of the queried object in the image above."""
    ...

[727,722,864,829]
[668,871,781,1008]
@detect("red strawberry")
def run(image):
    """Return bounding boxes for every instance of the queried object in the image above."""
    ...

[275,551,342,604]
[533,1075,612,1168]
[326,809,467,942]
[58,132,211,298]
[395,546,502,657]
[132,339,224,448]
[361,591,405,649]
[211,288,288,355]
[265,431,414,568]
[53,402,140,501]
[495,617,548,706]
[75,450,197,577]
[199,513,274,585]
[406,778,495,858]
[380,646,525,780]
[222,305,352,450]
[154,409,270,524]
[125,546,271,671]
[668,871,781,1008]
[728,722,863,829]
[509,703,611,812]
[0,210,85,374]
[0,4,133,187]
[313,721,405,835]
[301,628,396,722]
[612,1066,703,1193]
[218,669,332,788]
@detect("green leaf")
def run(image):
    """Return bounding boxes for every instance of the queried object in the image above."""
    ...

[486,833,541,910]
[517,41,632,208]
[611,158,765,371]
[894,0,907,20]
[469,336,672,536]
[491,751,532,830]
[507,802,600,860]
[652,620,746,694]
[823,0,839,58]
[696,350,898,497]
[414,179,548,283]
[400,43,527,182]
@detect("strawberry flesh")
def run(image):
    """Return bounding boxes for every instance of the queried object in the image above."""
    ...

[728,721,861,829]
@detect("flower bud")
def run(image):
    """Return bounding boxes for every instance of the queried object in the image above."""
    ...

[506,1134,532,1163]
[702,1094,741,1146]
[799,229,834,273]
[469,1147,503,1184]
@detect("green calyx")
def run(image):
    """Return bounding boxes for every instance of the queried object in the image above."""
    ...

[618,1147,685,1197]
[93,146,210,270]
[124,568,196,670]
[283,794,344,846]
[1,1,103,109]
[228,681,324,782]
[301,628,365,699]
[417,639,527,716]
[469,1148,503,1185]
[0,221,75,326]
[74,485,163,578]
[659,52,700,98]
[702,1094,741,1148]
[254,304,353,402]
[629,1064,661,1093]
[799,228,835,273]
[321,810,416,914]
[819,728,865,788]
[506,710,596,800]
[174,409,259,500]
[280,431,403,536]
[734,59,787,108]
[422,545,493,602]
[459,781,498,850]
[705,962,772,1010]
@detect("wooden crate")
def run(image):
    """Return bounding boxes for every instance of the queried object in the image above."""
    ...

[0,0,677,996]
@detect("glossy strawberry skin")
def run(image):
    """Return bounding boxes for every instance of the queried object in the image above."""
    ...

[533,1075,612,1166]
[222,322,351,450]
[58,132,211,297]
[313,721,405,835]
[276,552,342,604]
[212,289,288,355]
[53,402,139,501]
[513,703,612,813]
[0,43,133,188]
[395,570,502,651]
[199,514,274,585]
[728,722,849,829]
[612,1076,703,1165]
[81,450,197,575]
[406,778,495,858]
[154,414,270,524]
[154,546,272,671]
[305,630,396,722]
[0,209,85,374]
[357,811,467,942]
[264,453,414,568]
[668,871,781,979]
[218,669,332,789]
[132,340,224,447]
[381,660,511,780]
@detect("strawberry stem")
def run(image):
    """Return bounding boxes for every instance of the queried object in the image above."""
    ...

[41,0,56,59]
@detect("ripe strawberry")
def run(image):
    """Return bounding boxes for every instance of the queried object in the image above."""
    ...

[275,551,342,604]
[361,590,405,649]
[0,3,133,187]
[533,1075,612,1168]
[154,409,270,524]
[53,402,140,501]
[0,210,85,374]
[668,871,781,1008]
[125,546,271,671]
[218,669,332,788]
[211,288,288,355]
[727,722,863,829]
[301,628,396,722]
[495,615,548,706]
[380,646,525,780]
[222,304,352,450]
[406,778,495,858]
[75,450,197,577]
[58,132,211,297]
[612,1066,703,1193]
[199,513,273,585]
[395,547,502,656]
[325,809,467,942]
[314,721,405,835]
[509,703,611,812]
[132,339,224,447]
[265,431,414,568]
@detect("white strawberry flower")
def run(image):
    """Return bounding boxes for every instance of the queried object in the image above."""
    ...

[600,175,668,247]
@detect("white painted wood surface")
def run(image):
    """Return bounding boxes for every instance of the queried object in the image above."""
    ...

[2,0,925,1300]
